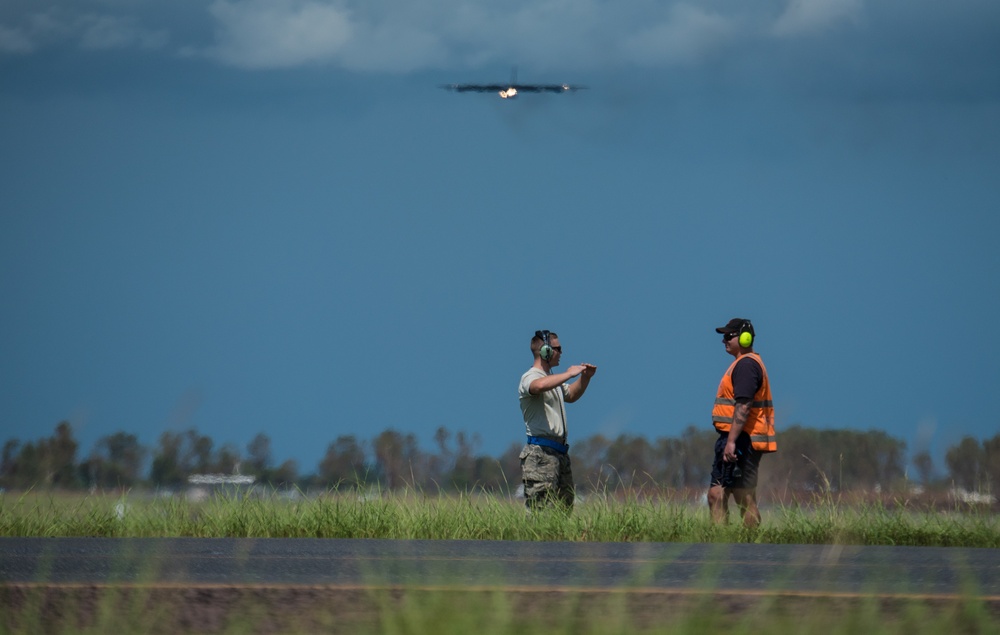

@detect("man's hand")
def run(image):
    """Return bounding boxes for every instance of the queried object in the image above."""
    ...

[724,440,738,463]
[565,364,587,377]
[564,364,596,402]
[725,402,750,462]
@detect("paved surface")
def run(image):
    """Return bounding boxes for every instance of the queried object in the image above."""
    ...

[3,538,999,633]
[2,537,998,597]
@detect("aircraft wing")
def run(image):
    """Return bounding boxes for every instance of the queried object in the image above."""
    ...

[442,83,587,93]
[511,84,586,93]
[443,84,508,93]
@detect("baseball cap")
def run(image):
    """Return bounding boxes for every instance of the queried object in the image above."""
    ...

[715,318,754,337]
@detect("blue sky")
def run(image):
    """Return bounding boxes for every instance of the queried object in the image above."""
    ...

[2,0,998,473]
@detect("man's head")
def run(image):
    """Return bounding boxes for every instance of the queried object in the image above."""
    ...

[716,318,754,356]
[531,330,562,367]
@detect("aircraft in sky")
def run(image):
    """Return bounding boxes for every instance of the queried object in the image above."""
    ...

[442,68,586,99]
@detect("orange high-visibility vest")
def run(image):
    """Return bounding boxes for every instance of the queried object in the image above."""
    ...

[712,353,777,452]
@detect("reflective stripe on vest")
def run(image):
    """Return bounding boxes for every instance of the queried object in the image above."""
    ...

[711,353,777,453]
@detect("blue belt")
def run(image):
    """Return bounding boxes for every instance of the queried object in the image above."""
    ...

[527,436,569,454]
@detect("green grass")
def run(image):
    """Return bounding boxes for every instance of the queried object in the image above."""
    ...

[1,489,997,546]
[2,490,998,634]
[2,583,997,635]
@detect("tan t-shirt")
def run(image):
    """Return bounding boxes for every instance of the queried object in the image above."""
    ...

[518,367,568,440]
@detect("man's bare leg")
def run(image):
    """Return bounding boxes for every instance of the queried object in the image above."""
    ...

[707,484,729,523]
[733,489,760,528]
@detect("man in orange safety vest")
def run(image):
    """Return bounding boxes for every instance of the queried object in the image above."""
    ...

[708,318,776,528]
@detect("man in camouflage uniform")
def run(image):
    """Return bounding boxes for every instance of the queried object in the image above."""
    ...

[517,330,597,511]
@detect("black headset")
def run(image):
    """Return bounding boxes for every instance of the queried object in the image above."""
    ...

[535,330,554,361]
[738,320,754,348]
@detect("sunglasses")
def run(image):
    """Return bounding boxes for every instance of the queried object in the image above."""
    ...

[551,346,562,353]
[723,332,739,341]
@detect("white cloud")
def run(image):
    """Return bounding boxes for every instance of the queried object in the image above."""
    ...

[79,15,168,50]
[28,9,69,37]
[1,8,169,54]
[339,21,445,72]
[772,0,863,37]
[204,0,353,69]
[1,0,997,107]
[622,4,736,66]
[0,8,68,54]
[0,24,34,53]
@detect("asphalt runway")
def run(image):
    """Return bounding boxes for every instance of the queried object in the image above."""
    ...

[3,538,999,632]
[3,537,1000,595]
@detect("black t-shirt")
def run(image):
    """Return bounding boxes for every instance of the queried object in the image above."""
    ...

[731,356,763,404]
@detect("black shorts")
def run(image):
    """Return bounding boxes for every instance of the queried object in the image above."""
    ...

[710,431,762,490]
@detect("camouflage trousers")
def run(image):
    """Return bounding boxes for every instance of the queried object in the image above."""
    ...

[520,443,574,510]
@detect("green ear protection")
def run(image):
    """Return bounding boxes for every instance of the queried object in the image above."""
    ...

[738,321,754,348]
[536,330,553,361]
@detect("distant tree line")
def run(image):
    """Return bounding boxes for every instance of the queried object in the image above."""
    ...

[1,422,998,496]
